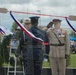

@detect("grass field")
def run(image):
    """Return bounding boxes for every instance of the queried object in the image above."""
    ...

[68,54,76,68]
[2,54,76,68]
[43,54,76,68]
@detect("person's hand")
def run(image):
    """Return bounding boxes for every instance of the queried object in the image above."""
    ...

[43,58,48,62]
[43,53,49,62]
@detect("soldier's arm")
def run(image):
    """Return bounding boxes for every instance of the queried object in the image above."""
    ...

[46,28,50,37]
[15,35,24,57]
[44,32,50,58]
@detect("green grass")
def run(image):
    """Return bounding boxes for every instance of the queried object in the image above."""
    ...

[43,61,50,68]
[2,54,76,68]
[43,54,76,68]
[68,54,76,68]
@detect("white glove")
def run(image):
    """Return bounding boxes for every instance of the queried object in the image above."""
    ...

[43,58,48,62]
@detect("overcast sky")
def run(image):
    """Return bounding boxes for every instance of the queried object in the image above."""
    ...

[0,0,76,30]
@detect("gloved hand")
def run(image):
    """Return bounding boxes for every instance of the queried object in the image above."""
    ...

[43,58,48,62]
[43,54,49,62]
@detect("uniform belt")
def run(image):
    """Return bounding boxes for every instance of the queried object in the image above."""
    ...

[50,43,65,46]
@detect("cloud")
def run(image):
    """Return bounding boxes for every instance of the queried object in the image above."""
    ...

[0,0,76,30]
[0,0,76,16]
[0,0,31,4]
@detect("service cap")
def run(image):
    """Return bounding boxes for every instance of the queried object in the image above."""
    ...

[29,16,40,24]
[53,19,62,22]
[24,19,31,24]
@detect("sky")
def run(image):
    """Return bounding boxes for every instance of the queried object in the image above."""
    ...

[0,0,76,31]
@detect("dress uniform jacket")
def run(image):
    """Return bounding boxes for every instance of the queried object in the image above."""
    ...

[46,18,70,75]
[16,26,49,75]
[47,28,70,58]
[47,28,70,75]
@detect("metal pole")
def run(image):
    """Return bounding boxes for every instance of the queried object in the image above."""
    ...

[37,10,41,26]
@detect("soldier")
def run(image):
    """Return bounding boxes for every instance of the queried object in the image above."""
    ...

[15,18,31,71]
[16,16,49,75]
[47,19,70,75]
[24,18,31,30]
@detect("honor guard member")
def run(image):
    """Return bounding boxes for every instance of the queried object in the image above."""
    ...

[16,16,50,75]
[15,18,31,72]
[47,19,70,75]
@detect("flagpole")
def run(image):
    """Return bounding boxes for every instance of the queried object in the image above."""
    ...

[37,10,41,27]
[0,8,76,21]
[27,8,28,18]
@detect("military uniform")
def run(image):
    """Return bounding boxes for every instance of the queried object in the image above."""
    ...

[16,16,49,75]
[47,19,70,75]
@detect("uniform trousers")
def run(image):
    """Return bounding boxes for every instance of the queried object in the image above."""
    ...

[23,49,43,75]
[50,57,66,75]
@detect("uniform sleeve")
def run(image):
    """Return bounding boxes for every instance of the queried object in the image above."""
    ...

[45,32,50,56]
[46,28,50,37]
[65,31,70,55]
[15,35,24,57]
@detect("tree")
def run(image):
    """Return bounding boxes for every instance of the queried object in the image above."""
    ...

[11,19,23,32]
[70,31,76,37]
[0,19,23,66]
[11,19,23,39]
[0,42,3,66]
[1,35,12,64]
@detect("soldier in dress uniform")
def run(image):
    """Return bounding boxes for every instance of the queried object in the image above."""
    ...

[16,16,50,75]
[47,19,70,75]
